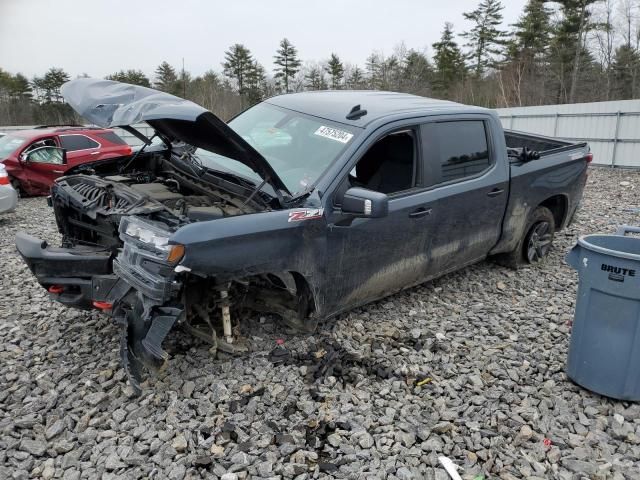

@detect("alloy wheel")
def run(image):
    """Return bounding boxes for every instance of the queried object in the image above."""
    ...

[526,221,552,263]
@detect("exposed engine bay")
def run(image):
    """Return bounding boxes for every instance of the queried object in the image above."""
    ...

[52,148,273,250]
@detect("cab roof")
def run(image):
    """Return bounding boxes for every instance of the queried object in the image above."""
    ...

[265,90,487,127]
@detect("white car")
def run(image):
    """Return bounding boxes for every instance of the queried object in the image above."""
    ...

[0,163,18,214]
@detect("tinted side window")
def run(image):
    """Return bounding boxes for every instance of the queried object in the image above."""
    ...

[95,131,127,145]
[59,135,100,151]
[423,121,491,186]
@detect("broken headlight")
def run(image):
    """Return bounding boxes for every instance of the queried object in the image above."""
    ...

[119,216,184,263]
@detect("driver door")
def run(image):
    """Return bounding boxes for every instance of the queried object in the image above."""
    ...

[322,125,437,314]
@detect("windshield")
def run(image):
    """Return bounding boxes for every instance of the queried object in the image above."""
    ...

[0,135,26,158]
[195,103,359,194]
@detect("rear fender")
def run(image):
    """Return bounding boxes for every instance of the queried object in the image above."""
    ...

[492,156,587,255]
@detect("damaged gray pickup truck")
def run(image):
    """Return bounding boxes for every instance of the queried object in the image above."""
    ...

[17,79,591,393]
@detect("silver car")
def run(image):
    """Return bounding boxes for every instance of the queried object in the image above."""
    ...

[0,162,17,214]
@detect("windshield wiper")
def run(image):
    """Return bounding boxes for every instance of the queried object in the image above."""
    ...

[203,167,272,208]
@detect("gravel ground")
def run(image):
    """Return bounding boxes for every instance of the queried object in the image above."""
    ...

[1,167,640,480]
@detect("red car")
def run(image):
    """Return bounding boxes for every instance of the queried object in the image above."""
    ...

[0,126,132,196]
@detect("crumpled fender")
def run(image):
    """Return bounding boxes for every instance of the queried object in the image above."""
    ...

[171,208,326,283]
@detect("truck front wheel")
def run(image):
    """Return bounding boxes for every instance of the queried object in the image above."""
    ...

[496,206,556,268]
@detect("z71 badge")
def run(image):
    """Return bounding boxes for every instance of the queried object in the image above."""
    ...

[288,208,324,222]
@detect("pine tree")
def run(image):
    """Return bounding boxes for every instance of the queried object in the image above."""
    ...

[0,70,30,100]
[305,67,327,90]
[32,68,70,103]
[325,53,344,89]
[106,69,151,87]
[273,38,302,93]
[377,56,399,90]
[401,50,432,94]
[462,0,508,76]
[612,44,640,99]
[9,73,32,99]
[510,0,552,61]
[548,0,600,103]
[245,61,267,105]
[432,23,467,97]
[346,65,366,89]
[365,53,381,89]
[222,44,255,97]
[154,62,178,94]
[500,0,553,105]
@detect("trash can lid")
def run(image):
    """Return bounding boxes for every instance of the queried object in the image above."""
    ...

[577,234,640,262]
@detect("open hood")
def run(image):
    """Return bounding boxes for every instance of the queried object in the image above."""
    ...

[61,78,290,195]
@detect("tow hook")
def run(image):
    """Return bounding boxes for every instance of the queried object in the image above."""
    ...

[92,301,113,312]
[48,285,64,294]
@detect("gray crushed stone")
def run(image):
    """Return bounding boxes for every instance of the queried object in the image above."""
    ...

[1,167,640,479]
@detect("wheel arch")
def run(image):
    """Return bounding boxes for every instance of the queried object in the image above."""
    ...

[539,194,568,230]
[286,270,318,319]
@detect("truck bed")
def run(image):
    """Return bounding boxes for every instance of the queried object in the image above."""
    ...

[504,130,587,159]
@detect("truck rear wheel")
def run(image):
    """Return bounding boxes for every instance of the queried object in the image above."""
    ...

[496,206,556,269]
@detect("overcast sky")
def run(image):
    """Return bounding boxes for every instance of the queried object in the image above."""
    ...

[1,0,528,80]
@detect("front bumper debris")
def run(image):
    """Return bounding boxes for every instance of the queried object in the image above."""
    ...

[15,229,185,395]
[120,304,184,393]
[15,232,121,309]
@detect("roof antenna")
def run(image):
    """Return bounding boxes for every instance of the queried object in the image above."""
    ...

[346,104,367,120]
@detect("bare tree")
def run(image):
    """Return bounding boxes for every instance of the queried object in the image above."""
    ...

[618,0,640,46]
[592,0,617,99]
[568,0,599,103]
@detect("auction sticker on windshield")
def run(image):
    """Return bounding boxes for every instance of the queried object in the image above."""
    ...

[314,126,353,144]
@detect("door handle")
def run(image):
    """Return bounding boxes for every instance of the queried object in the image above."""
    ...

[90,151,100,155]
[409,207,432,218]
[487,188,504,197]
[52,170,64,174]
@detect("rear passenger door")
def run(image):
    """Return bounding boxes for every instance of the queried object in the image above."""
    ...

[421,117,509,275]
[59,134,101,167]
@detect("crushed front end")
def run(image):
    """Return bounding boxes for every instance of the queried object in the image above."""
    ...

[16,167,259,394]
[16,77,315,394]
[17,207,186,394]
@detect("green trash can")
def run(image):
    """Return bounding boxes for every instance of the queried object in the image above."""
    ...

[565,225,640,401]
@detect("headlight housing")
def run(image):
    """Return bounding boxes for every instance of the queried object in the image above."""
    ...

[119,216,184,263]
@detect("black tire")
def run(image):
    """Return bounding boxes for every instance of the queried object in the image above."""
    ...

[495,206,556,269]
[10,178,22,198]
